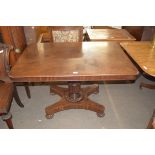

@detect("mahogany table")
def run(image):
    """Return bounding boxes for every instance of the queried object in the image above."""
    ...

[87,29,136,42]
[120,41,155,77]
[120,41,155,128]
[9,42,138,119]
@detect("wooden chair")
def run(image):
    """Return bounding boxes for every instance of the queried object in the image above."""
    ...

[147,109,155,129]
[48,26,83,94]
[49,26,83,42]
[0,26,31,99]
[0,43,24,129]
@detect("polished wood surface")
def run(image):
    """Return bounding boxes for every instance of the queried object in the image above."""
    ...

[121,41,155,129]
[0,26,31,99]
[0,26,27,65]
[0,43,24,108]
[47,83,105,118]
[9,42,138,82]
[120,41,155,77]
[87,29,136,42]
[9,42,138,118]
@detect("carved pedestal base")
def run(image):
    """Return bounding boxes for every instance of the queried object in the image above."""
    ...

[45,83,105,119]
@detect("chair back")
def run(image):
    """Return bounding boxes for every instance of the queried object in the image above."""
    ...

[49,26,83,42]
[0,43,11,82]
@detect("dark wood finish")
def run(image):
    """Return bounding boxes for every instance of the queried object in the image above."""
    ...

[4,116,14,129]
[140,82,155,90]
[9,42,138,117]
[87,29,136,42]
[13,85,24,107]
[0,26,31,98]
[120,42,155,77]
[0,44,14,128]
[122,26,144,41]
[46,83,104,118]
[120,41,155,129]
[10,42,138,82]
[0,43,24,107]
[0,26,27,65]
[139,27,155,89]
[147,110,155,129]
[38,33,52,43]
[141,26,155,41]
[0,83,13,113]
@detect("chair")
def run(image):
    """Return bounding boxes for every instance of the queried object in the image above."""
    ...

[49,26,83,42]
[0,26,31,99]
[0,43,24,129]
[48,26,83,94]
[147,109,155,129]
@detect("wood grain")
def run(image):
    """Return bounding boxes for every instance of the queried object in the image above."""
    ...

[87,29,136,42]
[9,42,139,82]
[120,41,155,77]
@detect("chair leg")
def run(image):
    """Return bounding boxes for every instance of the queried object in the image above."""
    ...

[13,85,24,108]
[140,82,155,89]
[147,110,155,129]
[1,112,14,129]
[24,83,31,98]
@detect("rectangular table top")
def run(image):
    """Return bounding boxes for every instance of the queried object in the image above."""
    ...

[120,41,155,77]
[9,42,139,82]
[87,29,136,42]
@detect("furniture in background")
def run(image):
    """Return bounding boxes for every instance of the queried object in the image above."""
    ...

[120,41,155,128]
[9,42,138,119]
[0,82,14,129]
[91,26,116,29]
[23,26,37,45]
[86,29,136,42]
[0,26,31,99]
[48,26,83,42]
[0,43,24,128]
[35,26,50,41]
[45,26,83,95]
[123,26,155,90]
[122,26,144,41]
[38,26,84,43]
[147,109,155,129]
[139,27,155,90]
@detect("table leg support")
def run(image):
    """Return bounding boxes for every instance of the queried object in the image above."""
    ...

[140,82,155,89]
[45,82,105,119]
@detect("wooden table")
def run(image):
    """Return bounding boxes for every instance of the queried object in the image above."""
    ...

[9,42,139,118]
[120,41,155,128]
[87,29,136,42]
[120,41,155,77]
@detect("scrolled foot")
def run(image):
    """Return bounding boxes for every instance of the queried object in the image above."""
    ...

[46,114,54,119]
[97,112,105,117]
